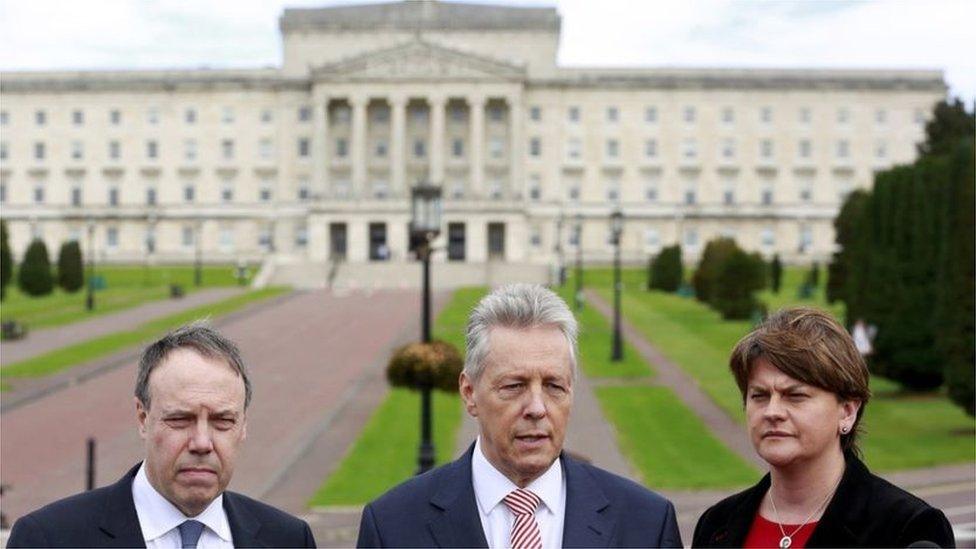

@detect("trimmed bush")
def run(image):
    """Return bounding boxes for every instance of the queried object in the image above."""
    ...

[386,340,464,392]
[692,238,737,304]
[713,249,767,320]
[1,220,12,300]
[17,239,54,297]
[57,240,84,293]
[649,245,682,292]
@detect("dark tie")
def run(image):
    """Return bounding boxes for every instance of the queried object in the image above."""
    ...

[178,520,205,549]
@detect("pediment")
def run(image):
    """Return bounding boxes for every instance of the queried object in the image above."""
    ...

[312,39,526,82]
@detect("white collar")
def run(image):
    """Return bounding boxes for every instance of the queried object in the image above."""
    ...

[472,437,564,518]
[132,462,232,543]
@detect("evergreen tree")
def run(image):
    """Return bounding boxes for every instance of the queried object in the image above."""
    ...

[57,240,84,293]
[0,220,12,300]
[17,239,54,296]
[769,254,783,294]
[918,98,976,157]
[936,140,975,415]
[649,245,682,292]
[692,237,737,304]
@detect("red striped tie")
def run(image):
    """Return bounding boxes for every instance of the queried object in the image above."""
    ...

[503,488,543,549]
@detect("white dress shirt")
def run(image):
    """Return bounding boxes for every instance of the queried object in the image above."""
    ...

[471,437,566,549]
[131,463,234,549]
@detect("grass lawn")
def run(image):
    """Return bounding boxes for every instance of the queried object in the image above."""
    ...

[0,287,287,383]
[597,386,758,488]
[587,266,974,471]
[1,265,254,330]
[307,288,485,506]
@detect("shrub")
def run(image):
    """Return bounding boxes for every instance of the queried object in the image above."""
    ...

[0,220,12,300]
[17,239,54,297]
[649,245,682,292]
[692,238,737,304]
[713,249,767,320]
[57,240,84,293]
[386,340,464,392]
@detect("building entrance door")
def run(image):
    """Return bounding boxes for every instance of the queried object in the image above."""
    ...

[369,222,388,261]
[448,222,466,261]
[487,222,505,261]
[329,223,347,261]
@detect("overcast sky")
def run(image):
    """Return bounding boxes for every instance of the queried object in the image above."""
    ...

[1,0,973,103]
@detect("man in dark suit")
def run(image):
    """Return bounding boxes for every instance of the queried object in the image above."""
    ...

[8,322,315,548]
[357,284,682,548]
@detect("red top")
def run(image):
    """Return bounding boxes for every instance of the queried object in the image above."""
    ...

[743,513,819,549]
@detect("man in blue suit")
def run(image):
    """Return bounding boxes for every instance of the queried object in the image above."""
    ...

[8,323,315,548]
[357,284,682,548]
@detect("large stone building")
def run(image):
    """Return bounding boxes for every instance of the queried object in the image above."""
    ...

[0,0,945,286]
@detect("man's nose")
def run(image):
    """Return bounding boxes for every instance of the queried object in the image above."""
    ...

[524,386,547,419]
[188,419,214,454]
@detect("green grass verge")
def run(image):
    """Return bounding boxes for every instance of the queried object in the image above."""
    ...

[307,288,486,506]
[587,266,974,471]
[596,386,758,488]
[0,287,288,382]
[2,265,255,330]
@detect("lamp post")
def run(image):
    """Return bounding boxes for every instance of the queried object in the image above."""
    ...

[411,182,442,474]
[194,219,202,287]
[86,218,96,311]
[574,213,583,310]
[610,209,624,362]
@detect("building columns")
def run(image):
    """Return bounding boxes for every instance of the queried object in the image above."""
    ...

[507,94,523,199]
[429,95,446,185]
[350,95,368,197]
[312,98,328,197]
[469,95,485,198]
[390,95,407,196]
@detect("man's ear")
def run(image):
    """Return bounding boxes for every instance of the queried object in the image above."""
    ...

[135,397,149,439]
[459,372,478,418]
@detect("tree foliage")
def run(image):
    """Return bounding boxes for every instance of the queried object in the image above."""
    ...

[648,245,682,292]
[57,240,84,293]
[17,239,54,297]
[0,220,12,300]
[830,99,975,404]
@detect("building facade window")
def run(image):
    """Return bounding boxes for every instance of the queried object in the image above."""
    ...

[799,107,812,125]
[606,106,619,123]
[34,142,45,160]
[72,110,84,125]
[837,107,850,124]
[529,106,541,121]
[567,137,581,160]
[184,139,197,161]
[644,139,658,159]
[568,106,580,123]
[875,109,887,125]
[644,106,657,123]
[298,106,311,122]
[147,140,158,159]
[799,139,812,159]
[528,174,541,200]
[606,139,619,159]
[222,106,235,124]
[259,179,273,202]
[721,138,736,159]
[0,142,7,161]
[875,140,887,159]
[259,138,273,160]
[0,110,8,125]
[681,138,697,160]
[221,180,234,203]
[644,177,659,202]
[722,107,735,124]
[71,186,82,207]
[836,140,850,158]
[298,138,310,158]
[414,139,426,158]
[182,226,194,248]
[760,106,773,124]
[185,108,197,124]
[183,183,195,203]
[451,138,463,158]
[106,227,119,249]
[109,140,120,160]
[261,109,273,123]
[35,110,46,125]
[33,183,45,204]
[71,141,84,160]
[146,187,157,206]
[221,139,235,160]
[375,139,388,157]
[529,137,541,157]
[336,138,348,158]
[683,106,696,124]
[147,107,159,125]
[108,186,119,207]
[110,109,121,125]
[760,139,774,159]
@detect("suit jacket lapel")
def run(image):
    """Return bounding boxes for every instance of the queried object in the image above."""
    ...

[96,463,148,548]
[561,454,614,548]
[806,454,864,548]
[428,445,488,548]
[224,492,263,547]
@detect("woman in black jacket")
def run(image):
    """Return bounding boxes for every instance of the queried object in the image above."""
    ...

[692,308,954,548]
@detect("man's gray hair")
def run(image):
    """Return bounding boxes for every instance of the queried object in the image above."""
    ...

[464,283,578,383]
[135,321,252,409]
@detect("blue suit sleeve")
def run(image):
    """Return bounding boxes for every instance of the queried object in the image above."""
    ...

[659,500,683,548]
[302,521,317,548]
[7,515,51,548]
[356,503,384,548]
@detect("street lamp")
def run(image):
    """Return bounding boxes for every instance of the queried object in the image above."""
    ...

[574,213,583,310]
[410,181,442,474]
[610,208,624,362]
[194,219,203,287]
[86,218,96,311]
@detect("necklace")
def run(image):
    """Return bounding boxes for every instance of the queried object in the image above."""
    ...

[768,474,842,549]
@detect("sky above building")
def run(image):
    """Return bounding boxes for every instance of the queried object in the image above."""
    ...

[1,0,973,104]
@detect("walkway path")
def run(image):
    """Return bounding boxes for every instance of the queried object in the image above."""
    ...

[0,287,244,366]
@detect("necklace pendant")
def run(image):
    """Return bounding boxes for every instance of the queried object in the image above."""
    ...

[779,535,792,549]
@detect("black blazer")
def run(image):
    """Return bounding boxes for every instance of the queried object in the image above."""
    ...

[692,453,955,548]
[356,444,682,548]
[7,463,316,548]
